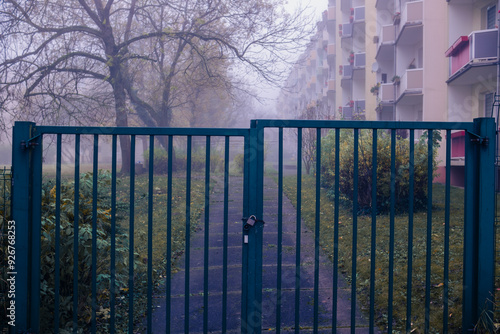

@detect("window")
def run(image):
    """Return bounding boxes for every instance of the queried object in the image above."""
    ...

[487,5,496,30]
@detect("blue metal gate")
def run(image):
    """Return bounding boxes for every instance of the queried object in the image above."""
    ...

[8,117,497,333]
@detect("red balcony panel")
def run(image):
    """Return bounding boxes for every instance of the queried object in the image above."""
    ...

[451,131,465,158]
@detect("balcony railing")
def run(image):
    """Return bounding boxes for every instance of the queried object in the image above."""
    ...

[353,6,365,22]
[328,44,336,57]
[342,64,353,79]
[341,23,353,38]
[354,100,365,114]
[399,68,423,98]
[354,53,366,68]
[380,25,395,45]
[380,83,395,102]
[328,79,336,92]
[342,106,353,120]
[401,0,423,27]
[445,29,498,77]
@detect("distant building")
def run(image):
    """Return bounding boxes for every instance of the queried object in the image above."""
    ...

[278,0,499,186]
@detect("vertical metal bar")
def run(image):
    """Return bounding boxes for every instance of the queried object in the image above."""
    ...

[241,132,250,334]
[406,130,415,333]
[110,135,117,334]
[369,129,377,334]
[314,128,321,333]
[387,130,396,333]
[223,136,230,333]
[443,129,451,334]
[31,128,43,333]
[332,128,340,332]
[11,121,35,332]
[351,129,359,333]
[462,129,476,332]
[277,128,283,334]
[92,134,99,334]
[128,135,136,334]
[295,127,302,334]
[147,136,154,334]
[425,130,434,333]
[73,135,81,334]
[166,135,173,332]
[185,136,192,334]
[54,134,62,334]
[204,136,211,334]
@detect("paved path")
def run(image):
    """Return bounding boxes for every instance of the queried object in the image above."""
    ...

[149,175,371,333]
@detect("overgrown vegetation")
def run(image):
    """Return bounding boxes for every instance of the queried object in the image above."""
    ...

[37,170,206,333]
[321,129,440,214]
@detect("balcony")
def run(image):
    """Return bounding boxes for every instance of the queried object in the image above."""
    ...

[341,23,353,38]
[353,100,365,114]
[341,64,353,79]
[401,1,423,27]
[398,68,423,101]
[446,29,498,84]
[327,79,336,98]
[353,52,366,68]
[353,7,365,22]
[327,44,336,62]
[342,106,353,120]
[380,83,395,102]
[376,25,396,59]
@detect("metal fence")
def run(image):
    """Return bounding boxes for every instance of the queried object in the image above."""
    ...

[8,118,498,333]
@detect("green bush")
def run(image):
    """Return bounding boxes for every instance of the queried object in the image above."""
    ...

[144,147,224,174]
[39,171,128,331]
[233,153,245,174]
[321,129,440,214]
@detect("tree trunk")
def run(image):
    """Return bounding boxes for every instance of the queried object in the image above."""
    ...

[113,75,131,174]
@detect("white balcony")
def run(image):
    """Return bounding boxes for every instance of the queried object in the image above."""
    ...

[401,1,423,27]
[354,53,366,68]
[341,23,353,38]
[398,68,423,100]
[380,25,395,45]
[380,83,395,102]
[353,7,365,22]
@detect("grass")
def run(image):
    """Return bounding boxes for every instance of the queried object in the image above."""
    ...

[109,172,209,332]
[280,174,466,333]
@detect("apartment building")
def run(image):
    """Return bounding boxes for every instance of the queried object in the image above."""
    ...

[279,0,449,123]
[444,0,499,186]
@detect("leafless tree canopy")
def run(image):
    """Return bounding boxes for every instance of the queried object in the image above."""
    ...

[0,0,313,171]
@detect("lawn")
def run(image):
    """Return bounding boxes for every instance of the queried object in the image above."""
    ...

[280,174,467,333]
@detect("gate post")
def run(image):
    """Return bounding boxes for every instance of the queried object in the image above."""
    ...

[241,121,264,333]
[11,121,42,333]
[11,121,36,332]
[463,117,496,331]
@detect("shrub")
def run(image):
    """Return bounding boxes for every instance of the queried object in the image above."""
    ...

[39,171,128,331]
[233,153,245,174]
[144,147,224,174]
[321,129,440,214]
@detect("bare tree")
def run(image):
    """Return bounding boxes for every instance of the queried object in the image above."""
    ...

[0,0,313,172]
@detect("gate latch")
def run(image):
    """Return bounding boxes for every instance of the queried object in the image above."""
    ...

[20,134,41,150]
[242,215,265,230]
[468,131,489,146]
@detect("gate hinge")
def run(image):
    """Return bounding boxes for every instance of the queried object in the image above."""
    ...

[468,131,489,146]
[20,134,41,150]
